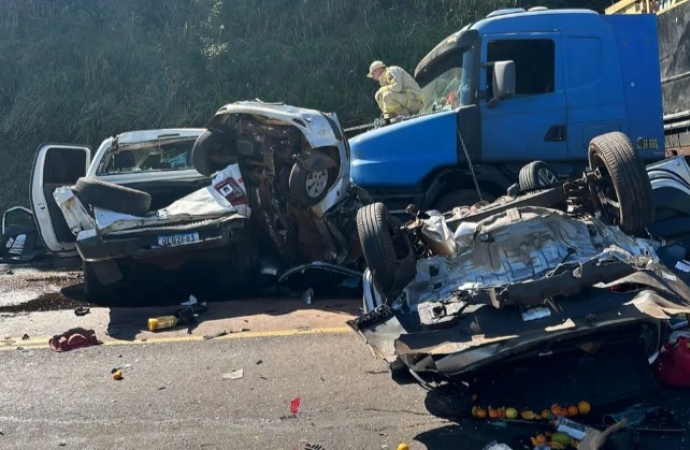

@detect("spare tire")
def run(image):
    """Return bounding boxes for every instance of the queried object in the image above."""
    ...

[356,202,413,296]
[588,132,654,235]
[73,178,151,217]
[192,130,230,176]
[518,161,560,191]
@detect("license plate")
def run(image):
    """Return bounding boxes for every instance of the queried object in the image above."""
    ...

[157,232,201,248]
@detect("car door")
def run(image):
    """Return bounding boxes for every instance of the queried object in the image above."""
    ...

[30,144,91,256]
[479,33,568,163]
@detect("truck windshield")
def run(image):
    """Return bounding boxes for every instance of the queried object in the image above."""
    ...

[97,138,197,175]
[420,47,475,115]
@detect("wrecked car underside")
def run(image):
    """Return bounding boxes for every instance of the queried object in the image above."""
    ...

[350,132,690,385]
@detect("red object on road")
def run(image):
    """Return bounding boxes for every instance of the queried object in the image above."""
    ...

[654,335,690,388]
[290,397,301,415]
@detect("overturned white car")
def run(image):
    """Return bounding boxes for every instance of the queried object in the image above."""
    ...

[37,102,369,299]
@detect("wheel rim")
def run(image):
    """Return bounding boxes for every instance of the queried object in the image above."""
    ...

[537,168,559,187]
[591,155,622,225]
[305,169,329,198]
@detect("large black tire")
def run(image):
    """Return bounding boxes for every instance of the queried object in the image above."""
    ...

[433,189,496,213]
[518,161,560,191]
[192,130,229,176]
[73,178,151,217]
[588,132,654,235]
[288,162,333,207]
[357,202,412,295]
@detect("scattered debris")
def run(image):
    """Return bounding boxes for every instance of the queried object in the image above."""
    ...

[158,386,166,391]
[5,270,13,275]
[303,288,314,305]
[255,359,263,365]
[21,334,29,340]
[48,328,101,352]
[397,444,410,450]
[304,444,325,450]
[58,441,66,447]
[481,443,513,450]
[222,369,244,380]
[259,376,268,380]
[112,370,123,381]
[74,306,90,317]
[148,315,180,332]
[290,397,301,415]
[203,330,228,340]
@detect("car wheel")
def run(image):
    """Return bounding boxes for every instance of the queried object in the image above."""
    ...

[356,202,414,296]
[433,189,495,213]
[73,178,151,217]
[588,132,655,235]
[518,161,560,191]
[288,162,334,207]
[192,129,229,176]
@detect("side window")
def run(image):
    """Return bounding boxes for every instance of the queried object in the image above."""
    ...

[486,39,555,97]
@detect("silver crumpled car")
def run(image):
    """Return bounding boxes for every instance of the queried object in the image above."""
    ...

[350,132,690,387]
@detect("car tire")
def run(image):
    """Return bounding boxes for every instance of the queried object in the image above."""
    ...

[433,189,495,213]
[588,132,655,235]
[73,178,151,217]
[357,202,413,295]
[288,161,334,207]
[518,161,560,191]
[192,129,228,176]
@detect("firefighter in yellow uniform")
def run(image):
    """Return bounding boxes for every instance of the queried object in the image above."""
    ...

[367,60,424,120]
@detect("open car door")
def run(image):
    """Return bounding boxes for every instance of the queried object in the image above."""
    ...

[30,144,91,256]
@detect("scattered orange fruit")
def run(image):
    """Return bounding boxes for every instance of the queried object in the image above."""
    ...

[551,404,562,415]
[541,409,551,420]
[476,407,487,419]
[567,405,579,416]
[471,406,479,418]
[535,434,547,444]
[578,401,591,415]
[520,410,536,420]
[488,407,499,419]
[112,370,123,380]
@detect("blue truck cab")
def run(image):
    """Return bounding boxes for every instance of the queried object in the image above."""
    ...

[349,7,666,213]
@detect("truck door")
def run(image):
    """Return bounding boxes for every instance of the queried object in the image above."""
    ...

[479,33,568,163]
[30,144,91,256]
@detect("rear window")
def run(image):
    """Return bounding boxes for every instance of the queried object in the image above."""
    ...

[96,139,196,175]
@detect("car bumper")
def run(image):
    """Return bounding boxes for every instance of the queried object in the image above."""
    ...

[76,217,245,262]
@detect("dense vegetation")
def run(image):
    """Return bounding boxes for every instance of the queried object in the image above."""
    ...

[0,0,610,208]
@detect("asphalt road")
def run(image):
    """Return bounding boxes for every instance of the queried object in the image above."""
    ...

[2,260,690,450]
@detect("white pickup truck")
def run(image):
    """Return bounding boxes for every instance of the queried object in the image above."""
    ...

[27,128,209,259]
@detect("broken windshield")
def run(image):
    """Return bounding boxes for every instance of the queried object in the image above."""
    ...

[420,47,475,114]
[97,138,197,175]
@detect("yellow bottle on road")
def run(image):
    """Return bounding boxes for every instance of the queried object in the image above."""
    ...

[148,315,180,332]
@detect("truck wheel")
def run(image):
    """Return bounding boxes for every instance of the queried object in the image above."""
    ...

[288,161,334,207]
[73,178,151,217]
[588,132,654,235]
[357,202,413,295]
[433,189,495,213]
[192,130,230,176]
[518,161,559,191]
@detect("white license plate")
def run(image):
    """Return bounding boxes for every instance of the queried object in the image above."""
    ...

[157,232,201,248]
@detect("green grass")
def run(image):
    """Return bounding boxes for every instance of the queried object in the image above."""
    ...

[0,0,610,209]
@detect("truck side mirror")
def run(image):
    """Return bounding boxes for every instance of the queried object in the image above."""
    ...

[490,60,516,106]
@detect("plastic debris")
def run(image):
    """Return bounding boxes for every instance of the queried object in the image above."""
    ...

[21,334,29,340]
[222,369,244,380]
[74,306,90,317]
[290,397,301,415]
[481,442,513,450]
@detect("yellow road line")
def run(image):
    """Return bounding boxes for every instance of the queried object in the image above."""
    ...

[0,326,354,351]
